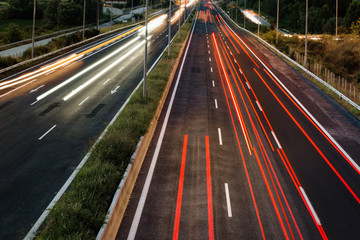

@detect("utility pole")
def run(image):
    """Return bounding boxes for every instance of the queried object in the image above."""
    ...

[178,0,181,39]
[83,0,86,40]
[110,0,113,31]
[236,0,238,22]
[257,0,260,36]
[31,0,36,59]
[336,0,338,37]
[143,0,149,97]
[244,0,246,28]
[168,0,172,58]
[304,0,308,67]
[97,0,99,30]
[276,0,279,42]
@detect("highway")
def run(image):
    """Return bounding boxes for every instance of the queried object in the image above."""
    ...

[116,1,360,239]
[0,4,194,239]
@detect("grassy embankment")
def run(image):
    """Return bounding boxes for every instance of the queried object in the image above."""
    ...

[34,8,196,240]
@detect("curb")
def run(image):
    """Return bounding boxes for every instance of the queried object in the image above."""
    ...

[96,18,193,240]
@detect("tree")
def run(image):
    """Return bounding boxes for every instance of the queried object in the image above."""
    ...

[344,0,360,28]
[350,17,360,34]
[45,0,61,27]
[4,23,22,43]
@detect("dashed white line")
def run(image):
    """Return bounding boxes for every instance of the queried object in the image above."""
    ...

[212,80,215,87]
[210,67,213,72]
[234,59,237,63]
[208,50,210,54]
[300,187,321,225]
[30,100,38,106]
[79,96,90,106]
[246,82,251,89]
[209,57,211,62]
[38,125,57,140]
[256,101,263,112]
[45,70,55,76]
[224,183,232,217]
[230,52,233,55]
[239,68,243,74]
[218,128,223,145]
[208,45,210,48]
[271,131,282,149]
[119,66,125,72]
[103,78,111,85]
[214,99,218,109]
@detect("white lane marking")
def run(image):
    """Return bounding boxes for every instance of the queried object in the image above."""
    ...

[127,10,199,240]
[208,50,210,54]
[239,68,243,75]
[38,125,57,140]
[227,46,229,49]
[246,82,250,89]
[103,79,111,85]
[300,187,321,225]
[230,52,233,55]
[209,57,211,62]
[271,131,282,149]
[29,85,44,93]
[224,183,232,217]
[210,67,213,72]
[64,62,76,69]
[234,59,237,63]
[30,100,38,106]
[214,99,218,109]
[119,66,125,72]
[212,80,215,87]
[79,96,90,106]
[218,128,223,145]
[111,86,120,94]
[131,57,136,61]
[256,101,263,112]
[208,45,210,48]
[0,79,36,99]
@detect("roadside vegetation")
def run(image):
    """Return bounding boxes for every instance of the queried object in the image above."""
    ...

[34,7,196,239]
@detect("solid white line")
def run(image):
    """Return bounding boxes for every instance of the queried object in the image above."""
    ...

[212,80,215,87]
[38,125,57,140]
[210,67,213,72]
[246,82,250,89]
[218,128,223,145]
[103,79,111,85]
[271,131,282,149]
[119,66,125,72]
[127,10,199,240]
[256,101,263,112]
[79,96,90,106]
[215,99,218,109]
[224,183,232,217]
[300,187,321,225]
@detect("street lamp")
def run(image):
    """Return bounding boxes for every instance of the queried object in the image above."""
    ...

[83,0,86,40]
[276,0,279,42]
[144,0,149,97]
[304,0,308,67]
[168,0,171,57]
[257,0,260,36]
[31,0,36,59]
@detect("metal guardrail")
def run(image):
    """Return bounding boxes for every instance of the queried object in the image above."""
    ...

[215,4,360,112]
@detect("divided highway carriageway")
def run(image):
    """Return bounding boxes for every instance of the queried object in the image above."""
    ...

[0,4,193,239]
[117,1,360,240]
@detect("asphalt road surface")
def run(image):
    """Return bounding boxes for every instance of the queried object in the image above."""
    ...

[116,1,360,240]
[0,5,193,239]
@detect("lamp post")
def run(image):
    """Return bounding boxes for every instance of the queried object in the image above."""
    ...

[144,0,149,97]
[168,0,171,57]
[336,0,338,37]
[257,0,260,36]
[82,0,86,40]
[304,0,308,67]
[31,0,36,59]
[276,0,279,42]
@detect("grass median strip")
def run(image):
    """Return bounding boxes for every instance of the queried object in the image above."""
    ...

[34,12,196,240]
